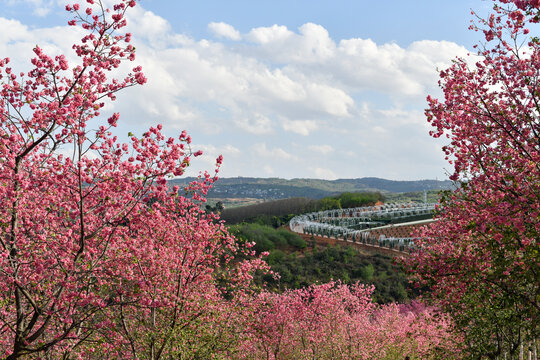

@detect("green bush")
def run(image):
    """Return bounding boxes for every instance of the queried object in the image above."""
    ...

[287,236,307,249]
[317,197,341,210]
[254,238,275,252]
[336,192,382,208]
[361,264,375,281]
[229,223,304,252]
[267,249,285,265]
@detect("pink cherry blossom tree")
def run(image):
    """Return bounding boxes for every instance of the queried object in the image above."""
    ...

[240,281,460,360]
[406,0,539,358]
[0,1,266,358]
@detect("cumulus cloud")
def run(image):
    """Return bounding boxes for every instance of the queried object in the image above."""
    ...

[0,3,468,180]
[2,0,56,16]
[235,114,273,135]
[308,145,334,154]
[253,143,295,160]
[195,143,240,156]
[313,167,338,180]
[193,144,240,164]
[208,22,241,40]
[281,119,318,136]
[111,11,466,139]
[180,143,243,177]
[0,16,85,73]
[378,108,426,126]
[263,165,274,175]
[0,18,31,43]
[247,23,335,64]
[247,24,293,44]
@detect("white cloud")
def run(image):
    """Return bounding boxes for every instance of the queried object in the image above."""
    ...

[181,143,242,177]
[208,22,241,41]
[378,108,426,126]
[247,23,335,64]
[195,144,240,156]
[247,24,293,44]
[0,3,466,180]
[3,0,56,16]
[372,126,387,134]
[281,119,318,136]
[297,23,335,61]
[263,165,274,175]
[313,167,338,180]
[113,12,465,139]
[0,18,30,43]
[304,83,353,116]
[222,144,241,155]
[235,114,273,135]
[253,143,295,160]
[308,145,334,154]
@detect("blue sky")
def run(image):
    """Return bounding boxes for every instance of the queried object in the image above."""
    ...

[0,0,493,180]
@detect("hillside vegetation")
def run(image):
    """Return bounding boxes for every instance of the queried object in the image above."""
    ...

[220,192,384,224]
[227,191,418,304]
[170,176,453,200]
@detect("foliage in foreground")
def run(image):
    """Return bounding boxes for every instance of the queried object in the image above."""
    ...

[406,0,539,358]
[239,282,460,360]
[0,1,268,358]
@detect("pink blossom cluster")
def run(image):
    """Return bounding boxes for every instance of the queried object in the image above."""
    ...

[406,0,539,357]
[239,282,460,360]
[0,1,267,358]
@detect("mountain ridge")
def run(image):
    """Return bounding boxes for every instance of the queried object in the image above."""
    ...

[169,176,454,200]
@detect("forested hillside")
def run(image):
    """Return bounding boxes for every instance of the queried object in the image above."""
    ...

[170,176,453,200]
[229,222,417,304]
[219,192,384,224]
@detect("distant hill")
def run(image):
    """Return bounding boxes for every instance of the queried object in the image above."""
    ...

[169,177,454,200]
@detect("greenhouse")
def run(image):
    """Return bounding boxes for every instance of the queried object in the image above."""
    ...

[289,203,437,252]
